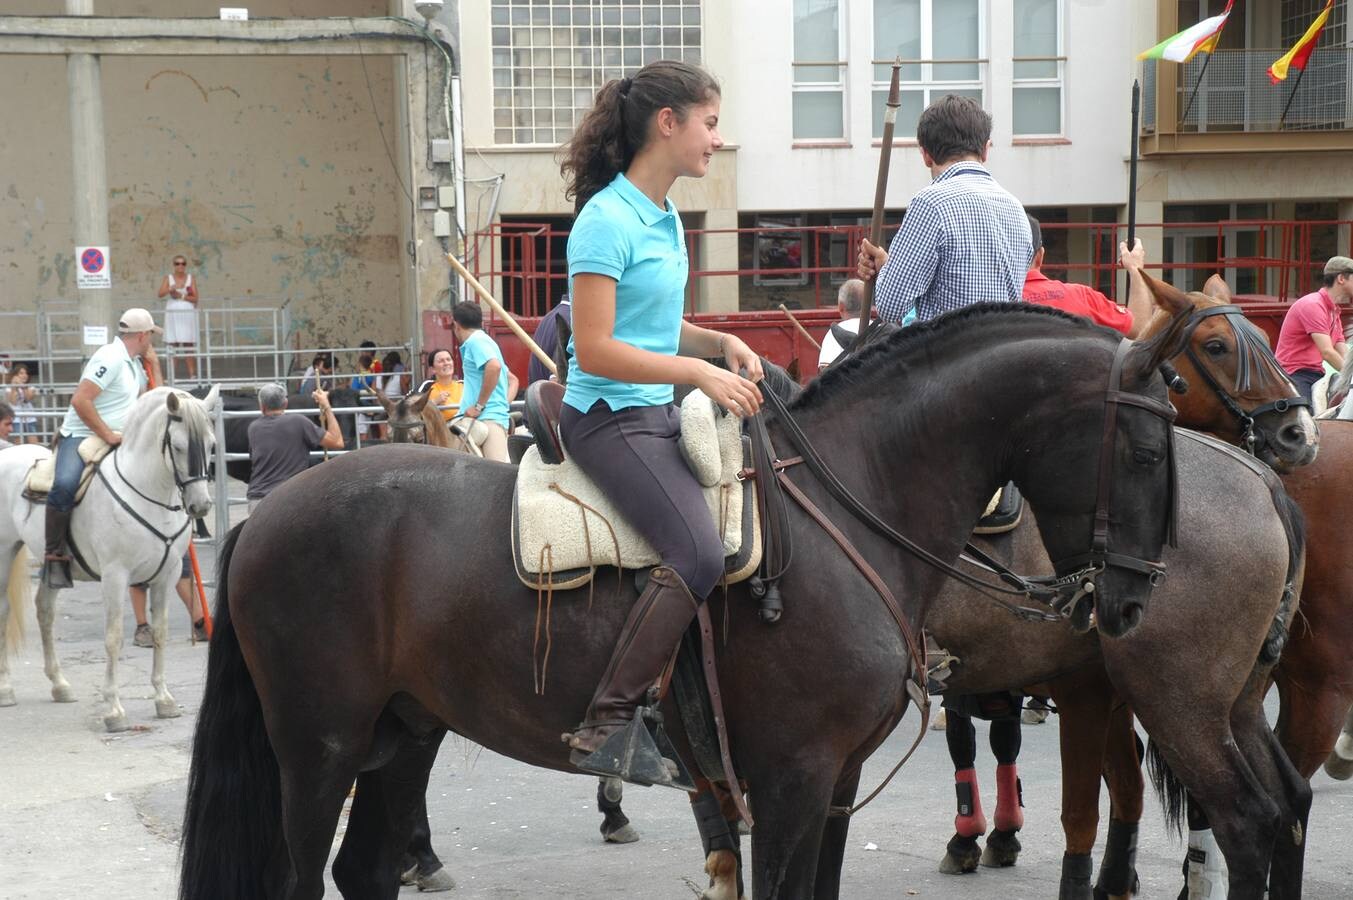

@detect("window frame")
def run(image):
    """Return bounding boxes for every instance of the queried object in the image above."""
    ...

[791,0,850,143]
[1011,0,1067,139]
[869,0,989,140]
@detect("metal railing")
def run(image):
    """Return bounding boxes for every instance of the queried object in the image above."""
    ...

[1143,48,1353,132]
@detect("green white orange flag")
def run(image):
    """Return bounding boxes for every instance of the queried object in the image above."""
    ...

[1138,0,1234,62]
[1269,0,1335,83]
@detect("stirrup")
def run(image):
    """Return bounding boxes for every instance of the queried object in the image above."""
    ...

[44,558,72,589]
[568,697,695,792]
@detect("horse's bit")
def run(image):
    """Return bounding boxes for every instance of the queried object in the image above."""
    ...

[1180,304,1309,456]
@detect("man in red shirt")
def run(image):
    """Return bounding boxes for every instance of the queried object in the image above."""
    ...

[1022,214,1151,338]
[1275,256,1352,403]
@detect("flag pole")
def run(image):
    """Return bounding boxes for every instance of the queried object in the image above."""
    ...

[1279,65,1309,129]
[1126,79,1140,303]
[1178,52,1213,127]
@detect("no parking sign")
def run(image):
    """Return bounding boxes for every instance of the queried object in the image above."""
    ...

[76,245,111,289]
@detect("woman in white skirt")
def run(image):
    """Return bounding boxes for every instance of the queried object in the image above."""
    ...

[157,253,200,382]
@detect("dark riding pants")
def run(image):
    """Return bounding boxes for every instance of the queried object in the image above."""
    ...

[559,401,724,599]
[1288,367,1324,405]
[48,435,88,513]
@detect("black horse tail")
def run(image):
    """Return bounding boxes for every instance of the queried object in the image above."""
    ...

[1262,486,1306,664]
[179,523,281,900]
[1146,738,1187,838]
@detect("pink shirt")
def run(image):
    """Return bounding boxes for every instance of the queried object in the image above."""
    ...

[1276,288,1342,374]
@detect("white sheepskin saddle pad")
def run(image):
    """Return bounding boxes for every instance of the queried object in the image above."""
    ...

[512,390,761,590]
[23,436,114,503]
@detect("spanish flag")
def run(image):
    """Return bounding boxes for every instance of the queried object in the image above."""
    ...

[1138,0,1234,62]
[1269,0,1335,83]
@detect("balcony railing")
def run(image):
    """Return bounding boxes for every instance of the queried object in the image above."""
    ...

[1143,48,1353,133]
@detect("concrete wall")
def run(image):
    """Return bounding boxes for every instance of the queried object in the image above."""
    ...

[0,0,419,353]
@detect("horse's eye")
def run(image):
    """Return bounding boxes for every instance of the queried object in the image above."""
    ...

[1132,448,1161,466]
[1203,340,1228,357]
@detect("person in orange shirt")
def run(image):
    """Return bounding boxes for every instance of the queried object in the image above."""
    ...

[417,348,464,421]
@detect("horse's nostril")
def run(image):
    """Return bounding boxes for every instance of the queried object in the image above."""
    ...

[1122,602,1144,631]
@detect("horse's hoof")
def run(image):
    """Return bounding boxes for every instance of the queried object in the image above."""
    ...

[400,863,418,886]
[603,823,640,844]
[930,709,948,731]
[1021,707,1049,725]
[51,683,76,703]
[416,866,456,892]
[980,829,1021,867]
[0,688,15,707]
[940,833,982,875]
[1323,750,1353,781]
[155,699,181,719]
[104,713,130,733]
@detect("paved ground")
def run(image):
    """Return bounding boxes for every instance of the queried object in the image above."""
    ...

[3,495,1353,898]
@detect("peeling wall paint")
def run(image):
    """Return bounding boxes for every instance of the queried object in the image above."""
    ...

[0,46,406,352]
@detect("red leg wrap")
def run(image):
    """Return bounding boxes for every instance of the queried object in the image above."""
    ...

[953,767,987,838]
[994,762,1024,832]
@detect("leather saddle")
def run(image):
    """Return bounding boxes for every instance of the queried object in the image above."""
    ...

[512,382,761,591]
[22,437,114,505]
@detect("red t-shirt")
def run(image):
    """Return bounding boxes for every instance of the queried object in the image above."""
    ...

[1022,270,1132,335]
[1275,288,1342,374]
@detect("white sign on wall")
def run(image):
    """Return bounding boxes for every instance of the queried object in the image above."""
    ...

[75,246,112,289]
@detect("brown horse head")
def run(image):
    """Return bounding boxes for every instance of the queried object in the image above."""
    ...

[1142,272,1317,471]
[377,391,471,452]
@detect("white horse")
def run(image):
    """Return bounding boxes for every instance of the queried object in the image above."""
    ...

[0,386,218,731]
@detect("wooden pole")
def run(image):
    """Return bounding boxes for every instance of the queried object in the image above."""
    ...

[445,252,557,376]
[778,303,821,350]
[1125,79,1140,304]
[142,356,211,640]
[862,61,902,338]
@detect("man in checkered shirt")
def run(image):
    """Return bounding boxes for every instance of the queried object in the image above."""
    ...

[858,95,1032,324]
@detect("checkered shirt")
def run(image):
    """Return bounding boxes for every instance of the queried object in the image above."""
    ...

[875,161,1033,324]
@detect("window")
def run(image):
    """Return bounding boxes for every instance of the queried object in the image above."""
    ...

[490,0,703,146]
[1012,0,1063,136]
[871,0,984,138]
[792,0,846,140]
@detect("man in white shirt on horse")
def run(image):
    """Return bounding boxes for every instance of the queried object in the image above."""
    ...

[44,308,163,588]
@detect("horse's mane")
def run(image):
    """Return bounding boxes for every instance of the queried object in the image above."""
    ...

[791,303,1107,413]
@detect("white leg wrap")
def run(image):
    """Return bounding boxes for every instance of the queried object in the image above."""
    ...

[1186,829,1229,899]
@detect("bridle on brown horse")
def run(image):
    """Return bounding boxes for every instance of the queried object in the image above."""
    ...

[747,336,1178,816]
[1178,304,1309,457]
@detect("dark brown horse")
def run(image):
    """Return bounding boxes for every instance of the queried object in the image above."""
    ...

[836,276,1317,900]
[178,305,1189,900]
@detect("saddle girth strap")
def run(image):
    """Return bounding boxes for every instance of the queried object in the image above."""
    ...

[773,472,931,817]
[696,602,753,828]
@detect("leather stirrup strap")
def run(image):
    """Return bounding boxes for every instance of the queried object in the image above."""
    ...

[774,473,930,818]
[696,602,753,827]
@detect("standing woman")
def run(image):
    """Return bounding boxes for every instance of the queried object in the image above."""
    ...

[157,254,200,383]
[557,60,763,783]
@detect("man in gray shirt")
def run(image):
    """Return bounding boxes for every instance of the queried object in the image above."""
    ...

[247,383,343,509]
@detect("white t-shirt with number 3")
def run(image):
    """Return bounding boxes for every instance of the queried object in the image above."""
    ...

[60,338,147,438]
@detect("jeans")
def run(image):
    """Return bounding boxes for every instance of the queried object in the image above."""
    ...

[1288,368,1325,405]
[48,435,88,513]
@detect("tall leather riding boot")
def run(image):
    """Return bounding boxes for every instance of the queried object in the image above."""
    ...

[43,506,74,589]
[565,566,700,759]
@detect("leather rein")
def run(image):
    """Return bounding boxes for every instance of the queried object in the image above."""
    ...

[752,337,1178,817]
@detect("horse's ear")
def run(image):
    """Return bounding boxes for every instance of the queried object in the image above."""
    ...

[374,391,396,416]
[408,391,430,415]
[166,391,181,414]
[1143,272,1192,316]
[1202,274,1232,303]
[1124,302,1195,387]
[201,384,221,414]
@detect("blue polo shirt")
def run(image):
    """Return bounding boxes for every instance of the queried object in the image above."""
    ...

[459,330,511,429]
[564,173,687,413]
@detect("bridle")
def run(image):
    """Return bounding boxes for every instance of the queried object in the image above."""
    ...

[752,335,1178,818]
[1179,304,1309,456]
[81,406,209,585]
[389,418,428,443]
[757,337,1178,625]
